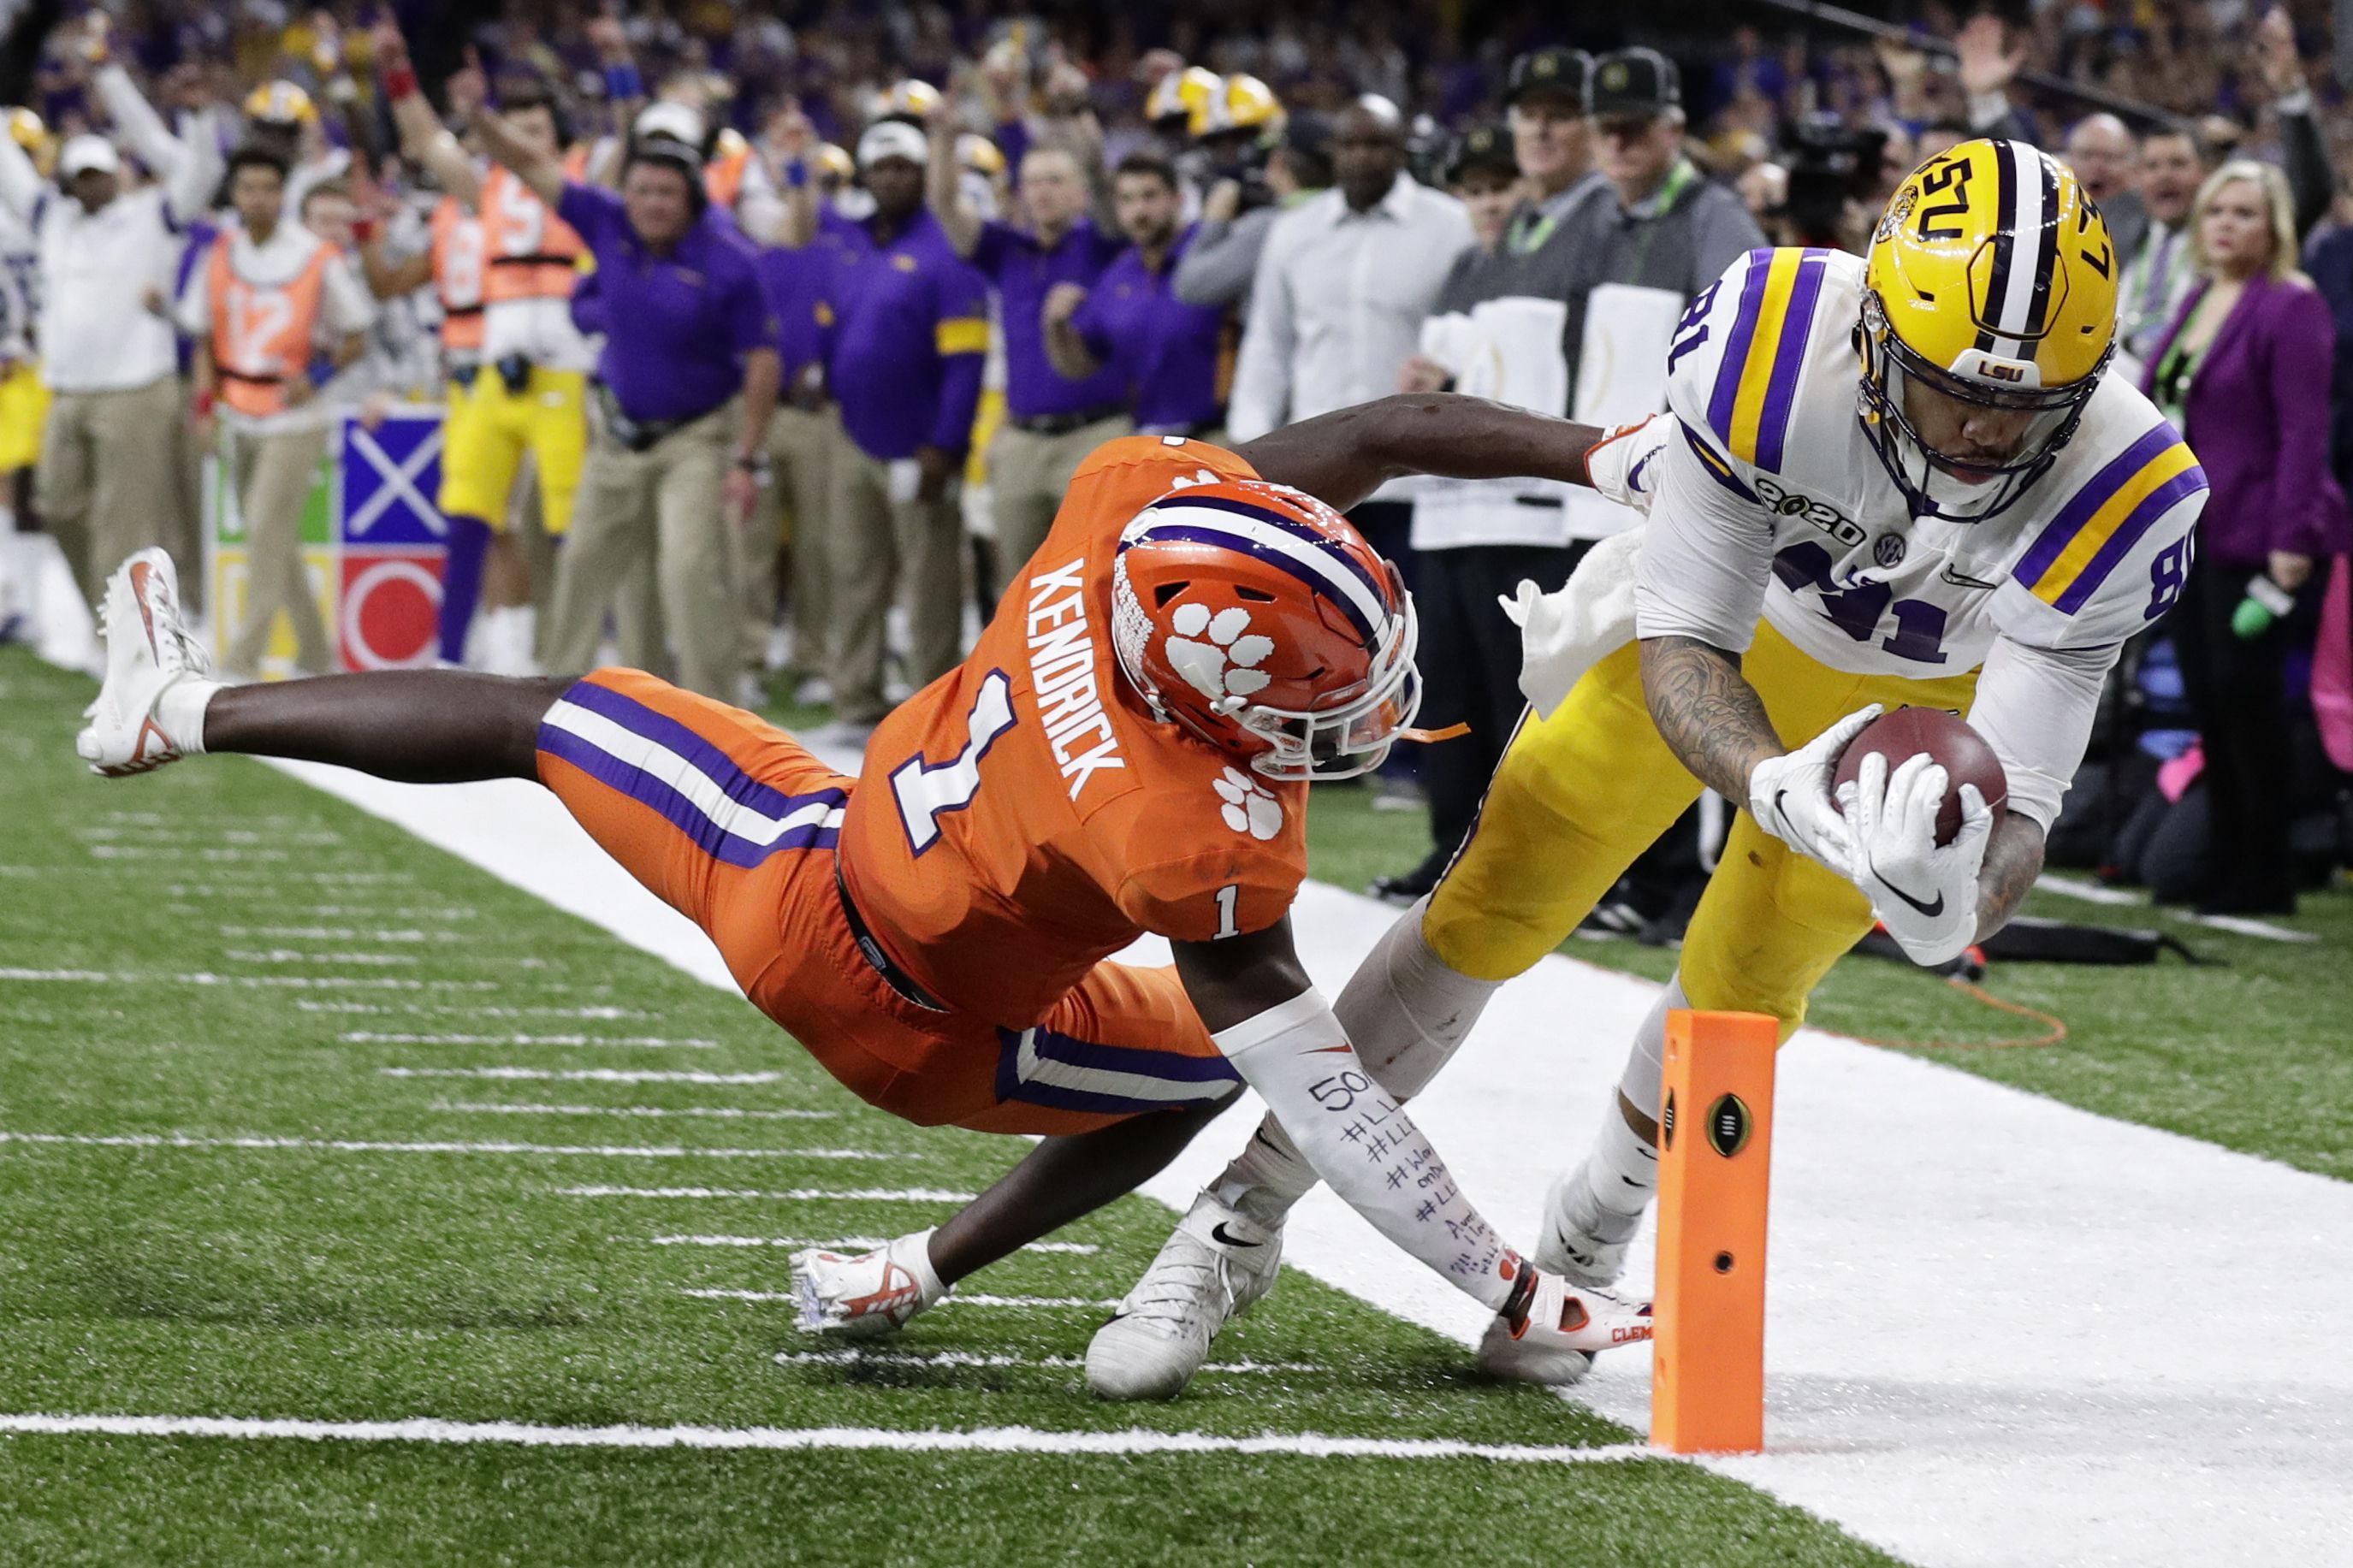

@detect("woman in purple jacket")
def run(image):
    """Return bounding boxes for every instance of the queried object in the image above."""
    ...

[2143,160,2353,913]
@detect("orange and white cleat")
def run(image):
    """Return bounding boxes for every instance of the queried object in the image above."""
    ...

[76,548,217,778]
[1473,1262,1652,1386]
[789,1228,948,1338]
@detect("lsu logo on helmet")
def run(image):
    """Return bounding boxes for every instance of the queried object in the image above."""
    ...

[1859,139,2119,521]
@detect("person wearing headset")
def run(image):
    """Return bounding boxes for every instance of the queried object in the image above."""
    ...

[472,99,782,704]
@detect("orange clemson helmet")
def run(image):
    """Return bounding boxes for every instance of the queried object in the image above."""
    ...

[1110,477,1422,781]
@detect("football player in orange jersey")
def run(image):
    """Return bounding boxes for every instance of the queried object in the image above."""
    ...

[75,393,1651,1392]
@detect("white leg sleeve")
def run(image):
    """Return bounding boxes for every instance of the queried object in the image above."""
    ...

[1209,900,1502,1223]
[1214,987,1521,1311]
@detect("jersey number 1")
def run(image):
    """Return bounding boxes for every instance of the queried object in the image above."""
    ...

[891,672,1017,855]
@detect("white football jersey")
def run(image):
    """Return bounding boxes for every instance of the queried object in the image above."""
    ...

[1633,247,2205,678]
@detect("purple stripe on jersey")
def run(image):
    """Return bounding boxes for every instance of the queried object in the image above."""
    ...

[1706,250,1777,447]
[559,677,809,820]
[536,725,845,869]
[2013,424,2178,588]
[1679,418,1757,504]
[1126,522,1379,640]
[2053,464,2208,614]
[992,1027,1242,1117]
[1135,493,1390,611]
[1754,249,1829,472]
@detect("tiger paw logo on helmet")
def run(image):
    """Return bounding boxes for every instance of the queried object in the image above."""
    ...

[1212,766,1283,840]
[1165,603,1276,707]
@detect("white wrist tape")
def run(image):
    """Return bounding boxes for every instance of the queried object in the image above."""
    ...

[1213,987,1520,1311]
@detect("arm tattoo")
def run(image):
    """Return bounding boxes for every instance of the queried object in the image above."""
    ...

[1974,814,2046,939]
[1639,636,1783,802]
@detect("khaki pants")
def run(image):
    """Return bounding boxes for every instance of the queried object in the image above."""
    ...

[546,401,741,701]
[38,377,185,605]
[829,421,963,726]
[225,424,333,674]
[987,414,1129,589]
[741,404,834,682]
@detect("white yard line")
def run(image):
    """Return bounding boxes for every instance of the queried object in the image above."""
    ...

[300,1001,643,1019]
[774,1350,1319,1375]
[379,1067,789,1086]
[0,1131,891,1161]
[341,1031,719,1050]
[0,1411,1651,1464]
[685,1289,1116,1310]
[442,1104,838,1122]
[275,760,2353,1568]
[560,1186,969,1201]
[642,1234,1094,1254]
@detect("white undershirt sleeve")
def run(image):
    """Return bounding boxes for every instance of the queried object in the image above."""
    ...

[1212,987,1520,1311]
[1967,636,2116,831]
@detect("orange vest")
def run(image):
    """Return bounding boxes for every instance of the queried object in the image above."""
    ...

[705,141,749,210]
[429,193,487,355]
[481,161,584,305]
[206,232,335,418]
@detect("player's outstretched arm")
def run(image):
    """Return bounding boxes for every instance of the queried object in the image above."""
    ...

[1234,393,1606,515]
[1173,918,1529,1313]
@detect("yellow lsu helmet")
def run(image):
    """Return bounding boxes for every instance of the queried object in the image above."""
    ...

[876,79,942,123]
[1146,66,1220,132]
[1861,138,2118,521]
[957,132,1005,178]
[1194,73,1283,141]
[245,80,318,127]
[814,142,856,184]
[7,108,50,174]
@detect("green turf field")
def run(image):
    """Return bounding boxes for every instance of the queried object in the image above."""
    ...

[0,649,1900,1565]
[5,643,2346,1565]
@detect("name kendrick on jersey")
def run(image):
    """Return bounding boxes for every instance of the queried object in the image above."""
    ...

[1026,559,1127,798]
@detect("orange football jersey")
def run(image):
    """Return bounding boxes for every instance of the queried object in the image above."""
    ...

[837,436,1311,1027]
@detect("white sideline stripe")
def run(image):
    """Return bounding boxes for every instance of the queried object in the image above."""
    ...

[0,1132,889,1161]
[643,1234,1095,1255]
[275,757,2353,1568]
[0,969,501,991]
[541,701,847,851]
[776,1351,1320,1375]
[341,1031,719,1050]
[303,1002,647,1020]
[381,1067,786,1086]
[560,1186,969,1201]
[0,1412,1651,1465]
[686,1289,1117,1310]
[444,1104,838,1122]
[2036,873,2317,944]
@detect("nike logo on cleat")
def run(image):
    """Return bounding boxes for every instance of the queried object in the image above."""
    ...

[1208,1222,1263,1249]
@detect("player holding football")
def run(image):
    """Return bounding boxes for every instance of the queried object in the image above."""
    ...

[1101,139,2209,1397]
[77,402,1653,1389]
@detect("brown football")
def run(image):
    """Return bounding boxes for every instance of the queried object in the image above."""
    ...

[1830,707,2008,847]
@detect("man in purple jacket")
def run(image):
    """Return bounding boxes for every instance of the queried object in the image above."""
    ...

[812,121,988,732]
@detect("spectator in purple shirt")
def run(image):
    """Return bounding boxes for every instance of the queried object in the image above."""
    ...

[477,106,782,705]
[778,117,987,735]
[923,99,1129,590]
[1040,153,1226,442]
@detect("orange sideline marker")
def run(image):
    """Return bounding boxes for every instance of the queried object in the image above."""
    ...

[1650,1009,1777,1454]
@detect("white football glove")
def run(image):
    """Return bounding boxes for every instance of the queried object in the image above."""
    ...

[1474,1266,1654,1385]
[789,1230,948,1338]
[1745,704,1882,881]
[1838,748,1994,967]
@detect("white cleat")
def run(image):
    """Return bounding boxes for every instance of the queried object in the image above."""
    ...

[1533,1169,1639,1291]
[1087,1192,1282,1402]
[75,548,215,778]
[1474,1266,1653,1386]
[788,1232,945,1339]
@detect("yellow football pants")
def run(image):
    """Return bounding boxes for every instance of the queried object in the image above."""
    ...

[1423,619,1980,1040]
[437,368,586,535]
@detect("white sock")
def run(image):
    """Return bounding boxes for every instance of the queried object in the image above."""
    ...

[1209,1116,1318,1225]
[898,1227,950,1302]
[1567,976,1683,1231]
[157,676,219,754]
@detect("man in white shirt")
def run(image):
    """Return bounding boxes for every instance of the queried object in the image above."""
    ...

[0,48,219,604]
[180,147,374,677]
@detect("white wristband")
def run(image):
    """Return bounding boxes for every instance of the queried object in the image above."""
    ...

[1213,988,1520,1311]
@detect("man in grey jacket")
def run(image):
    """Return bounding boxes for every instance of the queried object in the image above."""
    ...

[1170,115,1331,311]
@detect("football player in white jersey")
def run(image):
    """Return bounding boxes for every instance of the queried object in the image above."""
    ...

[1087,139,2208,1399]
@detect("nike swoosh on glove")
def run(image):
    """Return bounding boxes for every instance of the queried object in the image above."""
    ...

[1745,704,1881,882]
[1837,748,1993,967]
